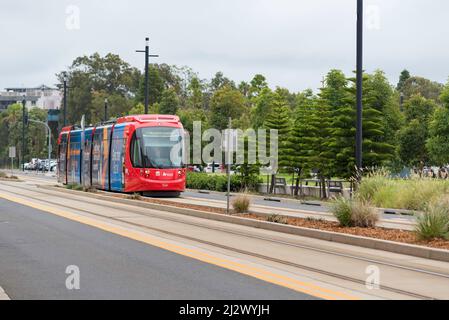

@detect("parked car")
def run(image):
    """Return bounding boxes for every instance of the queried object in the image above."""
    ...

[204,163,224,173]
[187,165,201,173]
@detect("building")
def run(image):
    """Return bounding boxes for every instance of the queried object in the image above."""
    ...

[0,85,62,112]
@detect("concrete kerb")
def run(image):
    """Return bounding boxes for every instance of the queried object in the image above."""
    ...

[38,185,449,263]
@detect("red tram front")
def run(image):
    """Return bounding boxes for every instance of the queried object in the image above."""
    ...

[58,115,186,197]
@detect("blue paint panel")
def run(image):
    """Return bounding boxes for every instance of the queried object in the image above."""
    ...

[82,128,94,188]
[110,124,127,192]
[67,130,82,185]
[91,125,113,190]
[92,127,103,189]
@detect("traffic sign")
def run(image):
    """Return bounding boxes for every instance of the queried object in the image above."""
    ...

[9,146,16,158]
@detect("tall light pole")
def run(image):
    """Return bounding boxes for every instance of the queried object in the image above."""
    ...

[104,98,108,122]
[136,37,159,114]
[22,95,26,172]
[356,0,364,173]
[63,72,68,126]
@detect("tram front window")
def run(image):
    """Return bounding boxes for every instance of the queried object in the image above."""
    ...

[138,127,184,169]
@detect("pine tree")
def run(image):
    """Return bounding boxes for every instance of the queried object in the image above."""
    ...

[319,70,354,179]
[347,74,396,169]
[263,89,292,192]
[288,90,316,195]
[397,69,411,92]
[307,101,334,198]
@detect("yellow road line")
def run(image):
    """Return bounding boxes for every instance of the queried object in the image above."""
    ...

[0,191,360,300]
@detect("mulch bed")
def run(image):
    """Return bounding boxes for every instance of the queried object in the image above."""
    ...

[240,214,449,251]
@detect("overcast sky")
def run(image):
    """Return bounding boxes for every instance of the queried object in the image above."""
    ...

[1,0,448,92]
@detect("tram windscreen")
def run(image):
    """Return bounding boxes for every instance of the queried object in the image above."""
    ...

[138,127,184,169]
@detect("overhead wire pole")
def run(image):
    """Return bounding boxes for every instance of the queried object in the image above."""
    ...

[22,96,26,172]
[356,0,364,175]
[63,73,68,127]
[136,37,159,114]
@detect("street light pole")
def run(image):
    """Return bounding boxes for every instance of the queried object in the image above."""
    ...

[63,73,68,127]
[136,37,159,114]
[356,0,364,173]
[22,97,26,172]
[104,98,108,122]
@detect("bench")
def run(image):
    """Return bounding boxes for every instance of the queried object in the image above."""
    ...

[327,180,344,194]
[273,177,287,194]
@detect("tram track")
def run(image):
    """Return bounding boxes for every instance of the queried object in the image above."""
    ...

[0,181,446,300]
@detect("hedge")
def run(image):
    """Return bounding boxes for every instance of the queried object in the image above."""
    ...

[186,172,261,192]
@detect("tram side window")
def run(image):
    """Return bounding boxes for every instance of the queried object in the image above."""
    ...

[130,133,143,168]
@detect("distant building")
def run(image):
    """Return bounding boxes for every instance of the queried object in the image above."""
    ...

[0,85,62,112]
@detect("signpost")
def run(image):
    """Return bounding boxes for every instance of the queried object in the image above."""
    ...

[223,118,236,214]
[9,146,16,173]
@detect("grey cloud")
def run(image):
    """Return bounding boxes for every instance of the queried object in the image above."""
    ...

[0,0,448,92]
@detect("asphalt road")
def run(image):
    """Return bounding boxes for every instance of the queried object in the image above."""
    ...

[0,198,314,300]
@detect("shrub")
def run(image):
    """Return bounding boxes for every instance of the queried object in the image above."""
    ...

[232,194,251,213]
[0,172,7,178]
[267,214,288,224]
[356,171,449,211]
[127,193,142,200]
[415,201,449,240]
[331,197,353,227]
[186,172,261,192]
[331,198,379,228]
[350,201,380,228]
[356,170,392,203]
[72,184,84,191]
[83,186,97,193]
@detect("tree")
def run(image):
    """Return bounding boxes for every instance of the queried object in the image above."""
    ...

[288,90,316,195]
[57,53,141,125]
[250,88,273,130]
[159,88,180,115]
[249,74,268,97]
[136,64,165,106]
[319,70,353,178]
[210,86,246,130]
[307,101,334,198]
[397,69,411,92]
[209,72,235,92]
[398,95,437,168]
[398,120,429,167]
[128,103,144,115]
[402,76,444,102]
[346,72,395,170]
[0,104,48,165]
[403,94,437,123]
[427,84,449,165]
[187,76,204,109]
[263,90,292,192]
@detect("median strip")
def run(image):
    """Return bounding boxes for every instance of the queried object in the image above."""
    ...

[39,185,449,263]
